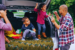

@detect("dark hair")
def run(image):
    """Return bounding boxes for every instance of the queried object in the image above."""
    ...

[0,4,6,11]
[38,3,46,15]
[22,17,28,22]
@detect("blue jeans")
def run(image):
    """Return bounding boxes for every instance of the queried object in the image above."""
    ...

[37,23,46,35]
[60,43,71,50]
[22,29,36,39]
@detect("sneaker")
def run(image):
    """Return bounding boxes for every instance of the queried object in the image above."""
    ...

[21,38,25,41]
[33,38,39,40]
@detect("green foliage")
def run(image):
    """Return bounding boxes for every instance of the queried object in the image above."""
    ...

[48,0,75,27]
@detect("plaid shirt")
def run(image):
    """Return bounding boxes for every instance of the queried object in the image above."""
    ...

[58,13,74,47]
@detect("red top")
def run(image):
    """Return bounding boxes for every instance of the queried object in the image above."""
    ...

[34,8,48,24]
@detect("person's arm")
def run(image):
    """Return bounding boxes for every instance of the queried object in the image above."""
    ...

[4,35,10,43]
[51,17,70,31]
[34,3,38,12]
[33,28,36,32]
[35,3,38,9]
[54,11,60,21]
[51,17,60,29]
[53,22,60,29]
[30,23,36,32]
[4,16,10,23]
[0,10,10,24]
[0,10,12,31]
[45,13,51,18]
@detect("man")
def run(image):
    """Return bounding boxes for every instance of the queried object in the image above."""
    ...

[51,5,74,50]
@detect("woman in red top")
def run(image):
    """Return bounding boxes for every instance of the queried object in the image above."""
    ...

[34,3,51,39]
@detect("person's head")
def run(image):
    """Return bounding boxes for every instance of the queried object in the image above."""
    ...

[38,3,46,13]
[0,4,7,18]
[22,17,30,25]
[59,4,68,16]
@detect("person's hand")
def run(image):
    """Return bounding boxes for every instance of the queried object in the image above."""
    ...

[0,10,6,18]
[35,3,38,9]
[51,17,56,24]
[48,13,51,17]
[36,3,38,7]
[54,11,58,15]
[33,29,36,32]
[5,37,10,43]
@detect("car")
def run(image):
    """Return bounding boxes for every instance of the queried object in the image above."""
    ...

[0,0,58,50]
[0,0,50,10]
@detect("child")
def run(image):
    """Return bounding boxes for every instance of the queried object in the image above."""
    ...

[34,3,51,39]
[21,17,39,41]
[0,4,12,50]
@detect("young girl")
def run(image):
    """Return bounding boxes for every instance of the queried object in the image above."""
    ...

[34,3,51,39]
[0,4,12,50]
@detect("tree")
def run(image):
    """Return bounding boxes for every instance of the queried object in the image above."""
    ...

[48,0,75,26]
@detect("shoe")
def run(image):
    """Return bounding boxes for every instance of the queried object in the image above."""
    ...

[38,35,41,39]
[33,38,39,40]
[21,38,25,41]
[42,32,47,39]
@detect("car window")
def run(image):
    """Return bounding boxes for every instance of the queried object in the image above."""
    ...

[12,10,25,18]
